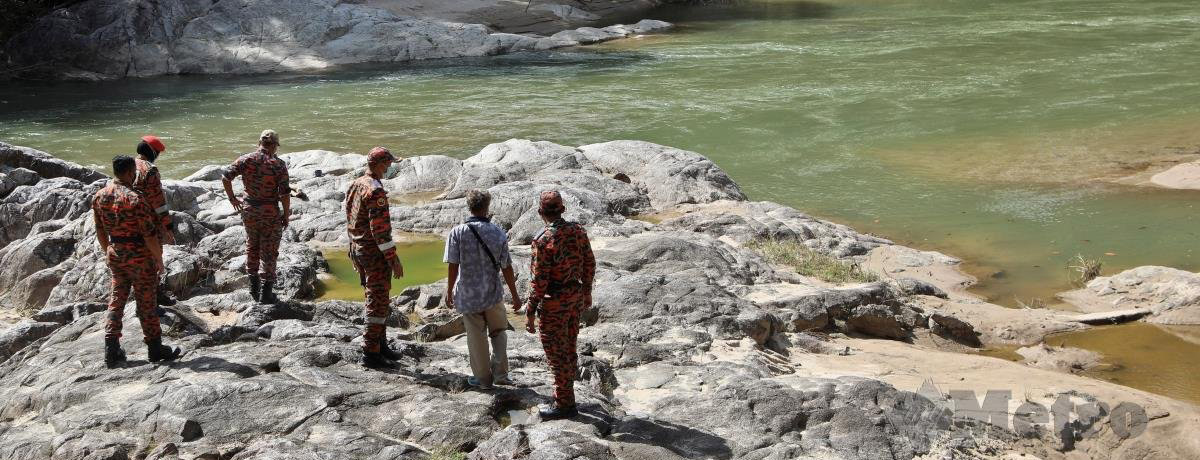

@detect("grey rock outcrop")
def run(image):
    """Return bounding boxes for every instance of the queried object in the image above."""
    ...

[843,303,925,341]
[2,139,1164,459]
[0,320,59,362]
[0,142,106,184]
[4,1,674,80]
[1060,265,1200,325]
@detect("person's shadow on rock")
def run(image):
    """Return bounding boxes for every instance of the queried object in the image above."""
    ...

[166,355,261,378]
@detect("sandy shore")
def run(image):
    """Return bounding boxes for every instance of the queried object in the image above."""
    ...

[797,335,1200,459]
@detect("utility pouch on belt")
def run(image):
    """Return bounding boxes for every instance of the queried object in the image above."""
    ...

[346,229,366,286]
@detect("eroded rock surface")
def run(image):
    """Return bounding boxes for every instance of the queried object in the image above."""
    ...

[0,139,1191,459]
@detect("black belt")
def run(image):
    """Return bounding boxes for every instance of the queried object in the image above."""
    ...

[110,235,145,244]
[546,279,584,296]
[246,198,279,206]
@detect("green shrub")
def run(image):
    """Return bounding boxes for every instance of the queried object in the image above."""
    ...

[747,238,878,284]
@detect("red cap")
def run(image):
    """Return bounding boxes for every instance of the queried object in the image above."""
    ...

[539,190,565,214]
[367,146,397,165]
[141,135,166,153]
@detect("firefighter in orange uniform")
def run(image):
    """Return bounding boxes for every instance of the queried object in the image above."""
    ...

[222,130,291,304]
[524,191,595,419]
[93,155,182,367]
[345,147,405,368]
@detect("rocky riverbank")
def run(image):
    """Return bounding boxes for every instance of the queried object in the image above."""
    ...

[2,0,674,80]
[1,139,1199,459]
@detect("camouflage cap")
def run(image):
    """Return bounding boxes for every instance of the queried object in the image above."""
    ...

[259,129,280,146]
[539,190,565,214]
[367,146,397,165]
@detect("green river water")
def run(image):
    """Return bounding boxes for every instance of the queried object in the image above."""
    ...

[3,0,1200,402]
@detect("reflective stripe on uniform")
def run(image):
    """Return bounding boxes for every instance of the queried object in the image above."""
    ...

[366,316,388,325]
[155,205,169,214]
[377,241,395,251]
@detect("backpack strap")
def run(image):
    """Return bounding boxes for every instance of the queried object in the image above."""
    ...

[467,223,500,271]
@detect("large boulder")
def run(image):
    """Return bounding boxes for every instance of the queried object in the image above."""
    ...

[3,1,674,80]
[385,155,463,195]
[578,141,746,210]
[1060,266,1200,325]
[0,143,105,184]
[843,304,925,341]
[0,234,76,295]
[4,177,99,230]
[0,320,60,362]
[0,167,40,200]
[0,264,71,312]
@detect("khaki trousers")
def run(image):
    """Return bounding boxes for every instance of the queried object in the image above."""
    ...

[463,303,510,384]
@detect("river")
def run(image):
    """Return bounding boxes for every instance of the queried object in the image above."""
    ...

[3,0,1200,400]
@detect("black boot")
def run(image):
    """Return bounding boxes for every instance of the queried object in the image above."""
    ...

[362,350,395,369]
[379,338,403,361]
[260,279,278,305]
[248,275,261,302]
[104,337,126,368]
[539,404,578,420]
[147,338,182,362]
